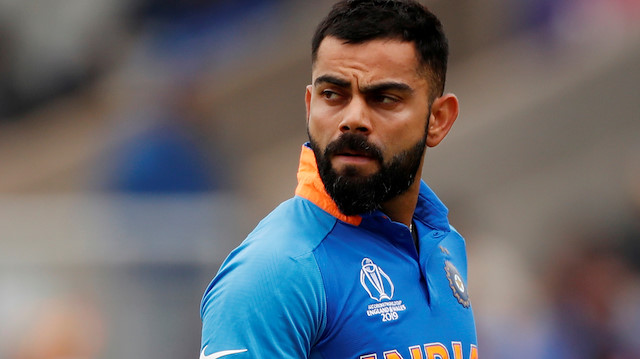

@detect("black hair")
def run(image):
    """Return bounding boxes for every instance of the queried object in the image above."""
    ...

[311,0,449,100]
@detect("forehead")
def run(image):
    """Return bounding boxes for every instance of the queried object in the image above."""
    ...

[312,37,426,87]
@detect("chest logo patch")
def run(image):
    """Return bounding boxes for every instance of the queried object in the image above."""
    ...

[360,258,406,322]
[360,258,394,301]
[445,260,471,308]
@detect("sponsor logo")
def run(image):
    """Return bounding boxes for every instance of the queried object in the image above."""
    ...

[200,346,247,359]
[360,341,479,359]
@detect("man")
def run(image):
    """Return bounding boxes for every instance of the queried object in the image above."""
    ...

[200,1,478,358]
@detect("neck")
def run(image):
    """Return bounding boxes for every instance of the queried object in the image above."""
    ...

[380,176,422,227]
[379,149,426,227]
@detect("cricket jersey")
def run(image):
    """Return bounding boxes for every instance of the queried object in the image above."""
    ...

[200,144,478,358]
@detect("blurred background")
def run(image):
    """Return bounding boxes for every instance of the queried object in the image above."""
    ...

[1,0,639,358]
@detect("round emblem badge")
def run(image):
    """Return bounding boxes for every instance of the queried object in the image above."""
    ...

[444,260,470,308]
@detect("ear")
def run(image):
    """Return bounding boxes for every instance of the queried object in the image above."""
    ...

[305,85,313,124]
[426,93,459,147]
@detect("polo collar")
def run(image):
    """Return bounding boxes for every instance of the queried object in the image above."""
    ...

[295,144,362,226]
[294,143,450,232]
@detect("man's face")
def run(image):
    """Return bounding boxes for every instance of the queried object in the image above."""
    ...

[306,37,432,215]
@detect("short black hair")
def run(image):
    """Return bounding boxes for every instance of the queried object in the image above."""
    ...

[311,0,449,101]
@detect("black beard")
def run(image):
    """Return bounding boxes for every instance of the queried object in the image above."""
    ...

[309,132,426,216]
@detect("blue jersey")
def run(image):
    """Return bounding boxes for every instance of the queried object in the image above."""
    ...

[200,144,478,358]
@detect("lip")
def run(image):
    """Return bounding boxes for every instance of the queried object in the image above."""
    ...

[332,152,376,165]
[339,149,371,157]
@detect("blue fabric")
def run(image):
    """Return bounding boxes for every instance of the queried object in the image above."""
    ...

[201,181,477,358]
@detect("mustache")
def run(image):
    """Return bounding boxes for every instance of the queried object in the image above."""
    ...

[323,133,383,162]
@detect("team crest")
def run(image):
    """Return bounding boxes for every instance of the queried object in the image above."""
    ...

[360,258,394,301]
[445,260,470,308]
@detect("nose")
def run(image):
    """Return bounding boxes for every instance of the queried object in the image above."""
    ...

[339,96,371,135]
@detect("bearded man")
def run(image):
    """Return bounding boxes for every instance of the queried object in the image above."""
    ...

[200,1,478,358]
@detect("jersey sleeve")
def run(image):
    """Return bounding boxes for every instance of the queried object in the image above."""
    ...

[200,239,327,359]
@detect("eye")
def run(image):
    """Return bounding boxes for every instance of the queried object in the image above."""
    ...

[380,96,398,104]
[322,90,341,100]
[370,94,400,106]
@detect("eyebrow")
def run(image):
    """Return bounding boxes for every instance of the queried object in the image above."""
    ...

[362,82,413,95]
[313,75,414,94]
[314,75,350,88]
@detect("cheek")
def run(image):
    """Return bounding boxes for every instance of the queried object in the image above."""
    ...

[306,115,322,140]
[307,105,338,142]
[382,117,418,140]
[307,117,332,155]
[380,118,426,155]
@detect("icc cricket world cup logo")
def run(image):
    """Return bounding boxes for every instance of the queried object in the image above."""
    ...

[360,258,394,301]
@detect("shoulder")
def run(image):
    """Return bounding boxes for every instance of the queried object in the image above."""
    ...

[441,225,466,248]
[201,196,338,318]
[439,225,470,275]
[244,196,337,258]
[200,197,333,355]
[205,196,337,294]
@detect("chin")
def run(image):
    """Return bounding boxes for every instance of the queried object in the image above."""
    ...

[335,164,379,179]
